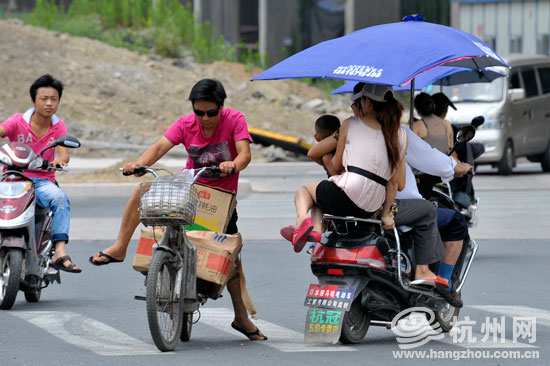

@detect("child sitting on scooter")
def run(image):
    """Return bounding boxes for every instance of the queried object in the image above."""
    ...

[309,114,341,177]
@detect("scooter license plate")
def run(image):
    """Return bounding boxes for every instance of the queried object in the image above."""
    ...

[303,284,356,344]
[304,283,355,310]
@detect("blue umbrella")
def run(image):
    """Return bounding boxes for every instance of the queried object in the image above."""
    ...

[252,15,508,87]
[331,67,506,94]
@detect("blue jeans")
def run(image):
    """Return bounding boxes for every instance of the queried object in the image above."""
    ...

[30,178,70,243]
[436,207,468,242]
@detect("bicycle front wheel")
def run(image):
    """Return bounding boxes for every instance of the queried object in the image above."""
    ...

[146,250,183,351]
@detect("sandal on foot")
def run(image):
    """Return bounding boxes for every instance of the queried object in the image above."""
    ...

[410,276,449,289]
[51,255,82,273]
[231,322,268,341]
[280,226,321,243]
[89,251,124,266]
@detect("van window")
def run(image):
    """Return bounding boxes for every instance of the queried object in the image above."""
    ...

[510,70,521,89]
[521,67,539,98]
[538,67,550,94]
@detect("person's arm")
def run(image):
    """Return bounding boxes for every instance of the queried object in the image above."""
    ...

[0,126,6,138]
[380,156,406,229]
[219,139,251,175]
[412,120,427,139]
[445,119,455,150]
[123,136,174,174]
[51,146,70,167]
[307,130,338,163]
[331,119,350,172]
[404,127,457,182]
[321,153,341,176]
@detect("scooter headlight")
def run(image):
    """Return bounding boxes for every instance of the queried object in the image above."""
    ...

[0,181,32,199]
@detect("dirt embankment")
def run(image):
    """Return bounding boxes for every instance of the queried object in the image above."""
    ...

[0,19,352,174]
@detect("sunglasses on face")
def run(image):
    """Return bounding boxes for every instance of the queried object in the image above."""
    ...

[193,108,219,117]
[351,101,360,109]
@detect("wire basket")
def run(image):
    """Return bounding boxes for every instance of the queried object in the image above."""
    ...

[139,175,200,226]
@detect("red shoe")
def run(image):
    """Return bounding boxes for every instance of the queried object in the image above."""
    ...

[291,218,314,253]
[280,226,321,243]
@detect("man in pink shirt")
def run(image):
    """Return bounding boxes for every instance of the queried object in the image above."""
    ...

[90,79,266,341]
[0,74,81,273]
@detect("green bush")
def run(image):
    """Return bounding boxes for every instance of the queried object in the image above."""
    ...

[25,0,266,66]
[26,0,59,29]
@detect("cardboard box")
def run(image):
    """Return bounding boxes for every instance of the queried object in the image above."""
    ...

[191,230,242,298]
[185,183,236,233]
[132,227,165,273]
[132,229,242,299]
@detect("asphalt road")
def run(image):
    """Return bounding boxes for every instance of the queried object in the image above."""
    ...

[0,239,548,366]
[0,160,549,365]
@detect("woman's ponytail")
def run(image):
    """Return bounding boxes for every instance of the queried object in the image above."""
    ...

[371,96,404,172]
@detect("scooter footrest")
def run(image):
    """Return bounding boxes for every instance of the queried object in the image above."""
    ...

[134,295,146,301]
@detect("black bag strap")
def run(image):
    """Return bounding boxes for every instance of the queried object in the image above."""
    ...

[347,165,388,187]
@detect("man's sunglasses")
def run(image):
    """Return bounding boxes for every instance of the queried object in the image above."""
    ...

[193,108,219,117]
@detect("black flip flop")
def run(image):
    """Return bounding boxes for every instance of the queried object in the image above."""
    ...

[89,251,124,266]
[51,255,82,273]
[231,322,268,341]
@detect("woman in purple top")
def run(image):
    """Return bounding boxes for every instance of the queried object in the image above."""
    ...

[89,79,266,341]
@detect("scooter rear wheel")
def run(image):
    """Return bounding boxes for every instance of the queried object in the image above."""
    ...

[0,249,23,310]
[432,301,460,332]
[146,250,183,351]
[339,296,370,344]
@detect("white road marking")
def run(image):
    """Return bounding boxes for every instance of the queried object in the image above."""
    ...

[11,311,160,356]
[469,305,550,328]
[199,308,355,352]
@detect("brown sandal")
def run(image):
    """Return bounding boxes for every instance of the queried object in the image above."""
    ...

[51,255,82,273]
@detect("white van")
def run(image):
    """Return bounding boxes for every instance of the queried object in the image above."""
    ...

[442,54,550,175]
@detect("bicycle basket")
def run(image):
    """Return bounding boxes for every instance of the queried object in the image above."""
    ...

[139,175,200,226]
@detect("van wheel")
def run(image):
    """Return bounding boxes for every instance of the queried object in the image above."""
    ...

[541,143,550,172]
[497,141,515,175]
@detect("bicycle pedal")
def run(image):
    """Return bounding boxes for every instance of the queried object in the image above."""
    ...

[134,295,146,301]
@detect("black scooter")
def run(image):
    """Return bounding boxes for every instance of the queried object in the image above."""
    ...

[303,126,478,344]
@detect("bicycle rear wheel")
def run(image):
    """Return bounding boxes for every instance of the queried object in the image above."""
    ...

[146,250,183,351]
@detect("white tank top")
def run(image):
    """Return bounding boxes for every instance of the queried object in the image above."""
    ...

[329,117,407,212]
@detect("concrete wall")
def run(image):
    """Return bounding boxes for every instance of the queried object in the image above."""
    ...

[193,0,240,44]
[453,0,550,56]
[258,0,297,66]
[345,0,400,33]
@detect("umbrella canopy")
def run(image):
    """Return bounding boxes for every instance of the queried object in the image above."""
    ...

[252,15,508,87]
[331,67,506,94]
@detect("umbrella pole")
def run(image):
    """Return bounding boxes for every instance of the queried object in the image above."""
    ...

[409,78,415,129]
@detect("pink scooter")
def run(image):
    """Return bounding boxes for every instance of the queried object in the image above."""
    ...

[0,135,80,309]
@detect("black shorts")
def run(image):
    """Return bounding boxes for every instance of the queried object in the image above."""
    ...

[315,180,374,218]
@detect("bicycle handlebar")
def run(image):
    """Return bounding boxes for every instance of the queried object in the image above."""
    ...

[120,165,230,179]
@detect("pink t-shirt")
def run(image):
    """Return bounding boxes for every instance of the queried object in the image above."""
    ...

[1,108,68,182]
[164,108,252,193]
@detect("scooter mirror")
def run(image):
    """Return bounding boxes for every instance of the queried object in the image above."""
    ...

[471,116,485,128]
[38,135,81,157]
[54,135,81,149]
[456,126,476,144]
